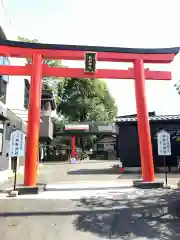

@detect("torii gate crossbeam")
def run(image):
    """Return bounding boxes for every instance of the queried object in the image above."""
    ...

[0,40,178,186]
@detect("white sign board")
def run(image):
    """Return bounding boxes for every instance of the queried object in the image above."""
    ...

[65,124,89,131]
[157,130,171,156]
[104,143,114,151]
[10,130,26,157]
[98,124,116,133]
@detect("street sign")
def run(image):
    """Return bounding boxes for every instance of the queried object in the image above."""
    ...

[157,130,171,156]
[10,130,26,157]
[157,130,171,185]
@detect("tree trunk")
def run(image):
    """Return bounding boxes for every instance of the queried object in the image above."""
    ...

[80,137,84,152]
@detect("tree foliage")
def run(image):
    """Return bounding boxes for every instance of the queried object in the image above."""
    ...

[18,36,118,150]
[57,77,117,150]
[17,36,117,122]
[17,36,63,104]
[58,78,117,123]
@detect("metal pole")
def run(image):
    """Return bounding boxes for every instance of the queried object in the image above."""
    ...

[164,156,168,185]
[13,157,17,191]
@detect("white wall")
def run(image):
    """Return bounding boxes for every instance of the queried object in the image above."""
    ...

[0,4,28,112]
[6,58,27,110]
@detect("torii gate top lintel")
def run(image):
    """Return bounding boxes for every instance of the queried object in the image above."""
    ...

[0,39,179,63]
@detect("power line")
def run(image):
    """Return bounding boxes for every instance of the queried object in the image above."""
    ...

[0,0,12,25]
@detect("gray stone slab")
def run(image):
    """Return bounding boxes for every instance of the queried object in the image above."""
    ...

[0,188,179,239]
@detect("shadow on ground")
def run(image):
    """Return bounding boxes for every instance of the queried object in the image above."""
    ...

[0,189,180,239]
[72,189,180,239]
[67,168,120,175]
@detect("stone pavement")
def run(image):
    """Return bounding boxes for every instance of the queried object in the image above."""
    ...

[0,187,180,239]
[0,161,180,239]
[1,160,180,192]
[0,160,122,190]
[36,161,180,187]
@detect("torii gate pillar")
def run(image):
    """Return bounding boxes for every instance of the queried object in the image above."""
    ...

[134,59,154,182]
[24,54,42,186]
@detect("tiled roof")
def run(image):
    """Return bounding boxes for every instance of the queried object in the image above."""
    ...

[2,40,180,54]
[116,115,180,123]
[9,108,43,123]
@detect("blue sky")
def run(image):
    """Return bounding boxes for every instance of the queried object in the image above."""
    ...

[1,0,180,115]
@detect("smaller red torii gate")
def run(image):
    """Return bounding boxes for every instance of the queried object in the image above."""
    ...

[0,40,178,186]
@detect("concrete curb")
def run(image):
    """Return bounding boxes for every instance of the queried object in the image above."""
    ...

[133,180,164,189]
[122,167,180,173]
[45,181,133,191]
[163,184,178,190]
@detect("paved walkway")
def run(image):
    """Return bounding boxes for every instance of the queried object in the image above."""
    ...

[0,161,180,239]
[1,160,121,189]
[0,187,180,239]
[1,160,180,191]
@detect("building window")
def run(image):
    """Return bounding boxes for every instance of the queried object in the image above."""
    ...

[24,87,29,109]
[97,143,104,150]
[0,76,7,104]
[0,56,9,104]
[24,79,30,110]
[0,132,3,154]
[0,56,9,83]
[0,122,4,155]
[3,57,9,83]
[0,57,3,65]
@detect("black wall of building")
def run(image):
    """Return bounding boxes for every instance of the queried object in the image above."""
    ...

[116,121,180,167]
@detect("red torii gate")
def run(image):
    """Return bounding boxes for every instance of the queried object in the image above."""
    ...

[0,40,178,186]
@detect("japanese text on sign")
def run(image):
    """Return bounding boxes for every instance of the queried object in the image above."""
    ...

[157,130,171,156]
[10,130,26,157]
[84,52,97,73]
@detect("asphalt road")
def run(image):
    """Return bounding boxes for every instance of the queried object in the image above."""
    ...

[0,188,180,239]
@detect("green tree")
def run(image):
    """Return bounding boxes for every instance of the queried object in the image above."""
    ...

[17,36,63,105]
[17,36,118,123]
[18,37,118,151]
[58,77,117,122]
[58,77,117,150]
